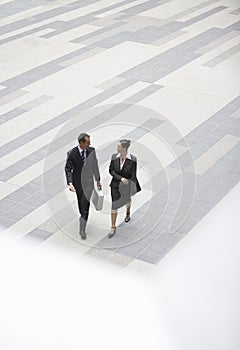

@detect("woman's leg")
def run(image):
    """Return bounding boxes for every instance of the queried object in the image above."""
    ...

[111,210,118,228]
[109,209,117,237]
[125,200,131,220]
[109,187,119,236]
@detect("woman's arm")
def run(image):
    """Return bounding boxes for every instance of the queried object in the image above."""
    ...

[109,159,122,181]
[129,159,137,194]
[129,159,137,182]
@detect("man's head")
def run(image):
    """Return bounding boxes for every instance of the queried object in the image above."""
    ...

[78,133,91,150]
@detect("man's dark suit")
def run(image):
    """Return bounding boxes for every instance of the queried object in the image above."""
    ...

[65,146,100,230]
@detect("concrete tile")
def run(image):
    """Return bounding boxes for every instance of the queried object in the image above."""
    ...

[184,6,227,26]
[0,108,26,125]
[0,213,16,228]
[204,43,240,67]
[23,228,53,242]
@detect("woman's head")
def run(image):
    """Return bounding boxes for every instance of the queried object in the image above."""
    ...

[117,139,131,153]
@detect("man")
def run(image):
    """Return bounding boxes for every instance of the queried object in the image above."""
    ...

[65,133,101,239]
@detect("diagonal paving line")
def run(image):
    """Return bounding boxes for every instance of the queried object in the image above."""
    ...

[0,84,161,181]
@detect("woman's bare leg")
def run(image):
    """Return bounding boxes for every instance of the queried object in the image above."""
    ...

[126,201,131,218]
[111,210,117,228]
[109,210,118,237]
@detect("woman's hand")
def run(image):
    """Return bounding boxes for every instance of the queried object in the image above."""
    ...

[121,177,128,185]
[97,181,102,190]
[68,183,76,192]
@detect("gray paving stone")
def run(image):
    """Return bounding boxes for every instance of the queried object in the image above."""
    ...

[96,233,131,250]
[137,244,169,265]
[0,0,99,36]
[0,24,53,45]
[8,202,35,218]
[204,43,240,67]
[231,9,240,15]
[40,0,142,38]
[0,0,46,17]
[228,160,240,175]
[38,219,61,234]
[128,22,185,44]
[96,31,131,48]
[2,64,63,89]
[173,215,198,234]
[196,30,240,54]
[0,79,135,158]
[224,20,240,32]
[71,22,123,44]
[0,213,16,228]
[122,0,163,15]
[23,228,53,242]
[24,190,46,207]
[184,6,227,26]
[87,247,132,267]
[231,108,240,118]
[21,95,53,111]
[0,89,28,106]
[150,230,186,249]
[168,0,221,21]
[0,198,19,213]
[124,84,162,103]
[0,108,26,125]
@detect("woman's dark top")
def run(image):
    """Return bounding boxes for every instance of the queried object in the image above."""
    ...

[109,153,141,194]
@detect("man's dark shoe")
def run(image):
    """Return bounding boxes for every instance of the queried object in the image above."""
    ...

[79,217,87,239]
[80,231,86,240]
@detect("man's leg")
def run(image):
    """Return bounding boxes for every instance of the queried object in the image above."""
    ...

[76,188,87,239]
[78,186,93,239]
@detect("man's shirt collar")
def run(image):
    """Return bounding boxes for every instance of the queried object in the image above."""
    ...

[78,145,85,153]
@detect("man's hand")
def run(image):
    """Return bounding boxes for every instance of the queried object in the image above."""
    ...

[68,183,76,192]
[97,181,102,189]
[121,177,128,185]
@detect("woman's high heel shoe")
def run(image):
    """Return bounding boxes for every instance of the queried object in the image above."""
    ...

[124,216,130,223]
[108,227,116,238]
[124,211,131,223]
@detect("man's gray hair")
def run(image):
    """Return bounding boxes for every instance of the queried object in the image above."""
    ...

[78,133,90,143]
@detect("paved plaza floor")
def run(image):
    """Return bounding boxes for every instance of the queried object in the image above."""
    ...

[0,0,239,267]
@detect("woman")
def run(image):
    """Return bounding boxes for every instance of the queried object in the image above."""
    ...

[108,139,141,238]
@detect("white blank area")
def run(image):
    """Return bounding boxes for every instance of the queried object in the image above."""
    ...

[152,181,240,350]
[0,182,239,350]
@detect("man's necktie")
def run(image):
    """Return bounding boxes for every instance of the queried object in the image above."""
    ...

[81,150,86,165]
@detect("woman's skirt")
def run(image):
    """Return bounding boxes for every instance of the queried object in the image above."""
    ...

[111,183,131,210]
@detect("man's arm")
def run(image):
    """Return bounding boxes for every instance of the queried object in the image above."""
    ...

[65,151,74,185]
[92,149,100,182]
